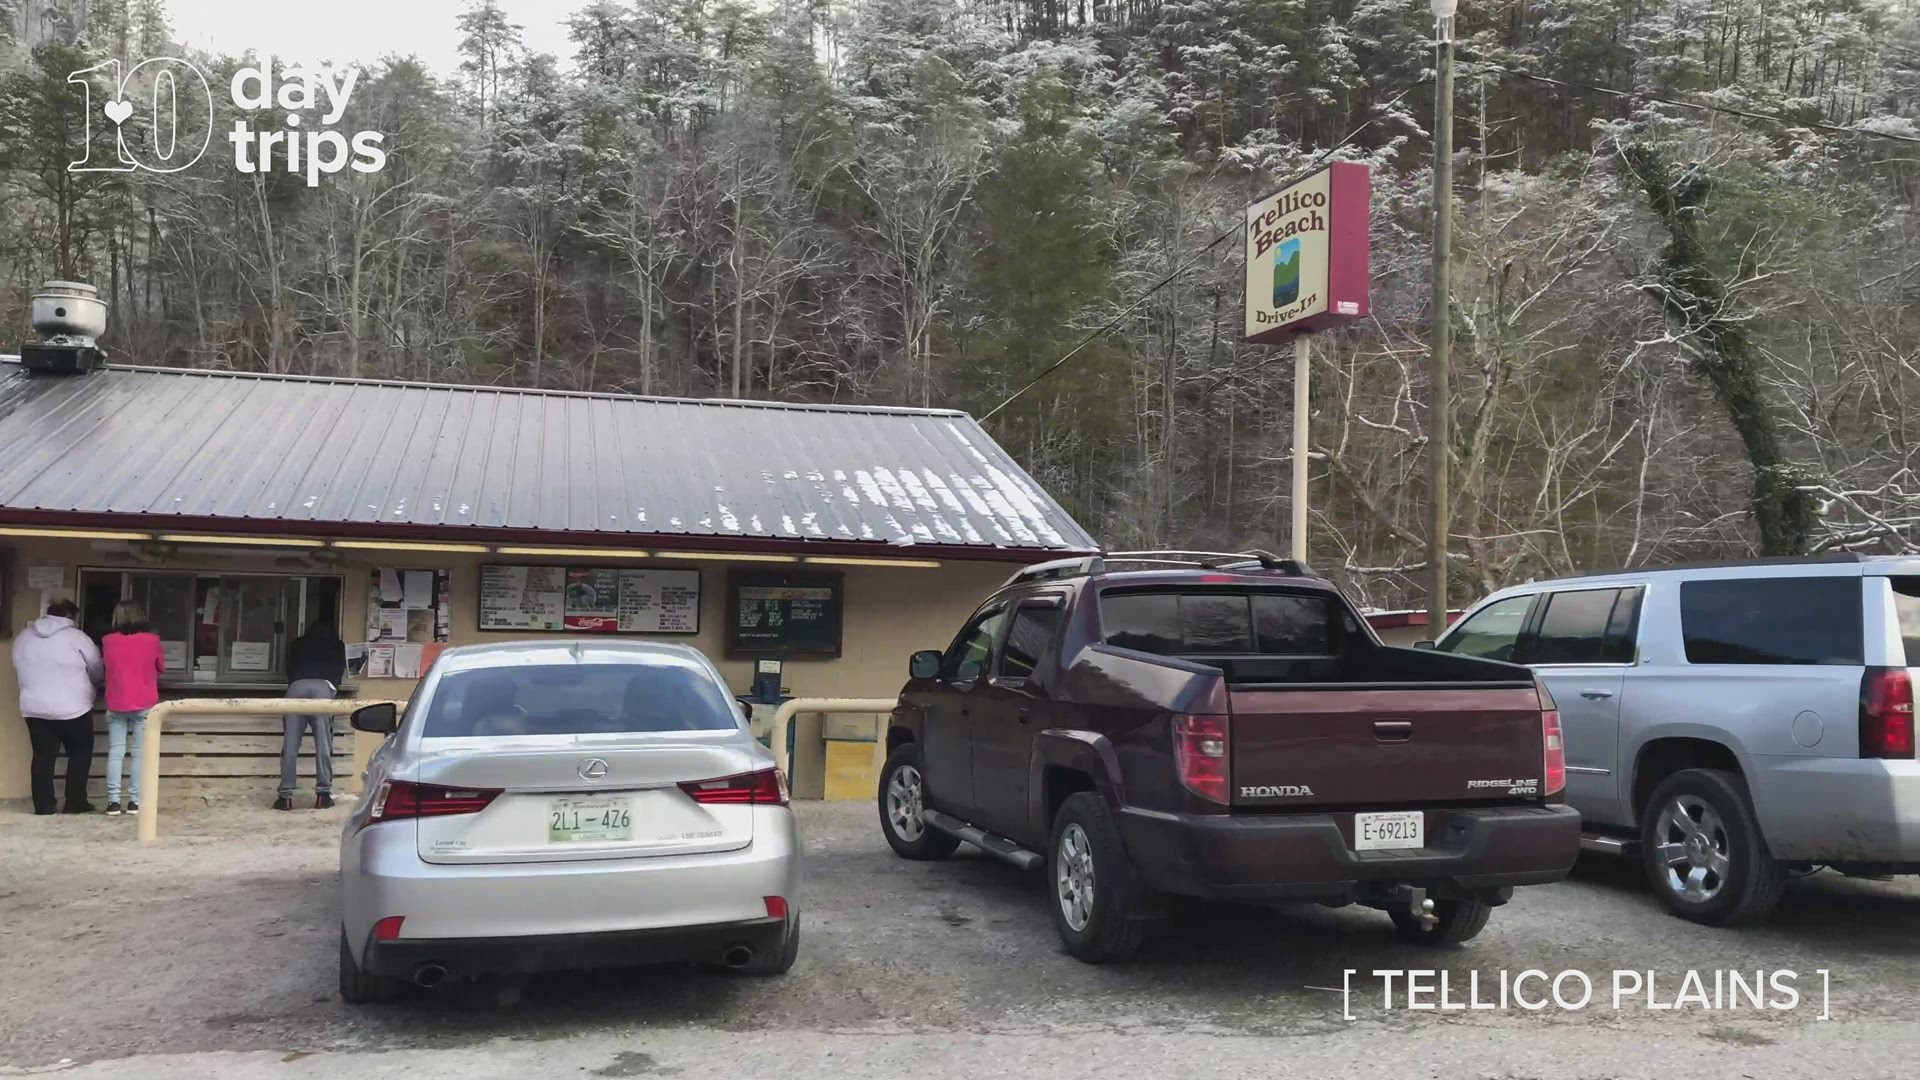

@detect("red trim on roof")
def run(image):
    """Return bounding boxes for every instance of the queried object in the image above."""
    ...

[1364,609,1466,630]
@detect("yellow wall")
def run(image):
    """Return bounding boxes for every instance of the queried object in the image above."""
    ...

[0,537,1011,801]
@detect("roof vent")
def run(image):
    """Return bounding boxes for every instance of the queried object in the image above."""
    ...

[22,280,107,375]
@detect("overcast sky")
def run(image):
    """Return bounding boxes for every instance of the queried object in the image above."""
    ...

[167,1,594,76]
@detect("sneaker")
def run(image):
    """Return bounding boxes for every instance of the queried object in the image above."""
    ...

[127,800,139,814]
[315,793,336,810]
[63,801,96,815]
[272,796,295,811]
[105,802,123,816]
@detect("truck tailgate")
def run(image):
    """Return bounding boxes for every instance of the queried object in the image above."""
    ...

[1229,685,1545,808]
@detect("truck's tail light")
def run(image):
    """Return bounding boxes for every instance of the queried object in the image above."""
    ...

[1173,713,1230,804]
[680,767,789,806]
[1860,667,1915,759]
[369,780,500,821]
[1537,681,1565,796]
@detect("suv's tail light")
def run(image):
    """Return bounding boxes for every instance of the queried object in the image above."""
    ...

[1860,667,1915,759]
[369,780,500,822]
[1537,681,1565,796]
[680,767,789,806]
[1173,713,1230,804]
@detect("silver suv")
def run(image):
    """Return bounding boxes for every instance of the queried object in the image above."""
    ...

[1432,555,1919,925]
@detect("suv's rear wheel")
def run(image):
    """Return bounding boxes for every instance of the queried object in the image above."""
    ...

[1639,768,1785,926]
[878,744,959,860]
[1047,792,1160,962]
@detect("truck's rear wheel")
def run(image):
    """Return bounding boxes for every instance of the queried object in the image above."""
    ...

[1389,897,1492,945]
[1048,792,1159,962]
[878,744,959,860]
[1639,768,1785,926]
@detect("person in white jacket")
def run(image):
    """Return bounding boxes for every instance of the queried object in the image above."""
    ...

[12,600,104,814]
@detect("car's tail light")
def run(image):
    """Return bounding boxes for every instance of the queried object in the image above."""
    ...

[1173,713,1230,805]
[680,767,788,806]
[1537,681,1565,796]
[1860,667,1915,758]
[369,780,501,822]
[764,896,789,920]
[372,916,406,942]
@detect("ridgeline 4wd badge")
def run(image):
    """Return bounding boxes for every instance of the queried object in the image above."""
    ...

[1468,778,1541,796]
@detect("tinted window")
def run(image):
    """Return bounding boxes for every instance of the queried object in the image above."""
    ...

[1100,591,1335,656]
[1893,579,1920,665]
[1442,594,1532,662]
[422,663,736,738]
[943,608,1006,681]
[999,604,1062,679]
[1680,577,1863,665]
[1531,589,1620,665]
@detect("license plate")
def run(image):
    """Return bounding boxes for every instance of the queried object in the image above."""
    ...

[1354,810,1424,851]
[548,798,634,843]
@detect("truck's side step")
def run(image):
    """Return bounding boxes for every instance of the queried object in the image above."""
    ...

[922,810,1044,870]
[1580,832,1640,857]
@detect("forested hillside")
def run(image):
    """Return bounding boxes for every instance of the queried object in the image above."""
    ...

[2,0,1918,608]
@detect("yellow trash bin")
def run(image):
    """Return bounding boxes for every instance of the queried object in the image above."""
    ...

[821,713,880,802]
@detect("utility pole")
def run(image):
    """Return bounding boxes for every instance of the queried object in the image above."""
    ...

[1427,0,1458,636]
[1291,334,1310,562]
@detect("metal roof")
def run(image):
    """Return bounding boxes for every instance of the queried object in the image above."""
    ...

[0,361,1097,558]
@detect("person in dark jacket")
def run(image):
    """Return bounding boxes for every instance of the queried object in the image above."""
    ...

[277,611,346,810]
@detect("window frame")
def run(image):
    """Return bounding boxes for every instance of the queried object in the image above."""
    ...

[1517,585,1644,668]
[78,567,344,685]
[940,604,1008,686]
[993,596,1065,684]
[1437,592,1538,662]
[1677,575,1865,667]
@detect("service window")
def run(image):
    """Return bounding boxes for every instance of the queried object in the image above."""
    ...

[998,603,1062,680]
[1679,577,1863,665]
[1440,594,1533,662]
[78,570,344,683]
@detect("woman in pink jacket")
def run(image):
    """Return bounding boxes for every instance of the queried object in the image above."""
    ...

[101,601,165,816]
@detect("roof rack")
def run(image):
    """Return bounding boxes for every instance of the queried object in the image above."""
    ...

[1002,550,1314,588]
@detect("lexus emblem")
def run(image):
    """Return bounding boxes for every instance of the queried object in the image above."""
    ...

[578,758,609,781]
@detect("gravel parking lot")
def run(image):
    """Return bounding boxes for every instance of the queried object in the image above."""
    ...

[3,799,1919,1078]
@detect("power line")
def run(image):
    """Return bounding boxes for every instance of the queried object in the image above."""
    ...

[981,80,1424,421]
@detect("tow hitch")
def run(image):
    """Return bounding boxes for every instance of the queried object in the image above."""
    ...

[1395,885,1438,930]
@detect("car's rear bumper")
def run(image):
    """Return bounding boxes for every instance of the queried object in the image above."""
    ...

[1751,756,1920,865]
[340,805,801,963]
[1117,803,1582,902]
[362,917,793,979]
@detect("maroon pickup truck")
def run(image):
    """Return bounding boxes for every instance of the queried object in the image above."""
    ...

[878,553,1581,962]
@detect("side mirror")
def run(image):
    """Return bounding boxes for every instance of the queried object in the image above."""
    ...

[351,702,398,734]
[1413,639,1438,651]
[909,650,942,679]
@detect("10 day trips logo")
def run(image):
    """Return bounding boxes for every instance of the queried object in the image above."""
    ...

[68,54,386,185]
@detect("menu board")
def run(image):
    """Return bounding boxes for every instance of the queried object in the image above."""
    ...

[479,565,700,634]
[728,571,842,658]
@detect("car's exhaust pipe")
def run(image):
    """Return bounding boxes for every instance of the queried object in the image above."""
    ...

[412,963,449,989]
[721,945,754,969]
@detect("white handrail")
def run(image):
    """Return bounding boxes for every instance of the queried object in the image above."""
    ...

[136,697,403,843]
[769,697,897,786]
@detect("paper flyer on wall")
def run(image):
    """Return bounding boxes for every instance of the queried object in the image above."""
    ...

[364,644,395,678]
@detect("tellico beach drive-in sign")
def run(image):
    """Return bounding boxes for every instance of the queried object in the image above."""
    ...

[1243,161,1371,343]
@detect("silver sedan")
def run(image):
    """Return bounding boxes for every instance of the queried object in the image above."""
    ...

[337,640,801,1001]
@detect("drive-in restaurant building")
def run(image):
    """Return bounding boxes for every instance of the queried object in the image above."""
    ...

[0,358,1096,803]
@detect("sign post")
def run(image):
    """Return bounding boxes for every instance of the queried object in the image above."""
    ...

[1244,161,1372,561]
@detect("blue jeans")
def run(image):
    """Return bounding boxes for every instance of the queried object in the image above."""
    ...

[279,679,337,798]
[106,709,148,803]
